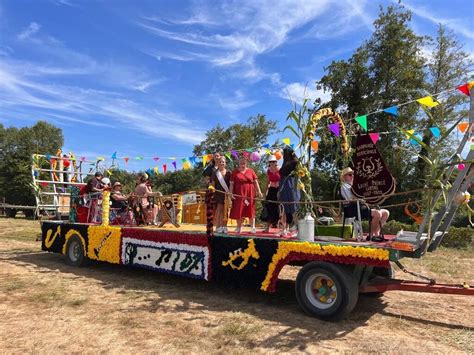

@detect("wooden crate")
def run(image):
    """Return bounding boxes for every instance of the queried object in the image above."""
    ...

[182,202,207,224]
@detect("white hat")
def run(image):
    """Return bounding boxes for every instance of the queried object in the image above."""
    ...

[268,155,277,162]
[101,177,111,185]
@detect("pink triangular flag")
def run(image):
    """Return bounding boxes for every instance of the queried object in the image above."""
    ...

[369,133,380,144]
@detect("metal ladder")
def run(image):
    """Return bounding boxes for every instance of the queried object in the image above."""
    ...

[419,86,473,252]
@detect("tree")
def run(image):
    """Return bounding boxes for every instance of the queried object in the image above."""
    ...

[0,121,64,209]
[193,114,277,156]
[413,25,473,183]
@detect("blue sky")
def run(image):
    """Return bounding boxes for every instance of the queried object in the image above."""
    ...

[0,0,473,171]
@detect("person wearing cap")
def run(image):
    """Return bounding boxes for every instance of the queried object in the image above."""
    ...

[278,146,300,235]
[340,167,389,241]
[110,182,128,212]
[262,155,281,232]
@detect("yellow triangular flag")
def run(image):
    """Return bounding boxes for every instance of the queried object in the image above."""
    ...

[417,96,439,108]
[282,138,291,145]
[153,166,159,175]
[183,161,191,170]
[202,155,208,166]
[467,81,474,90]
[106,169,112,176]
[405,129,415,139]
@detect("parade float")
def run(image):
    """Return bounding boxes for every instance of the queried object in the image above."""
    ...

[36,82,474,320]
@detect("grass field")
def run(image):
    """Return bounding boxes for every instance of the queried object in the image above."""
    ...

[0,218,473,353]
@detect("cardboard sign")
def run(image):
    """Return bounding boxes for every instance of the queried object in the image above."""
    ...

[352,134,395,205]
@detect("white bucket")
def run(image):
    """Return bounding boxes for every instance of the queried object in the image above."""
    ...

[297,212,315,242]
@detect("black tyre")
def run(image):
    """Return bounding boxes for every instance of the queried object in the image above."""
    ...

[23,209,35,219]
[295,262,359,321]
[364,265,393,297]
[65,235,85,267]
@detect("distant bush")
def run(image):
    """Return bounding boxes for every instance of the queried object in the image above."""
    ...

[441,227,473,249]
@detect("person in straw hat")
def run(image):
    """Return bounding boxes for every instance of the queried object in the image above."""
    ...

[340,167,389,241]
[262,154,281,232]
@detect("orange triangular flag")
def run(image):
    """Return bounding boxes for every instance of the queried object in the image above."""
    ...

[458,122,469,133]
[311,141,319,152]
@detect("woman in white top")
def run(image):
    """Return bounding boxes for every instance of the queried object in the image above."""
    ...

[340,167,389,241]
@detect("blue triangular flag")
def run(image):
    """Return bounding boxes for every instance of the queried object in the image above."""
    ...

[383,106,398,116]
[410,133,423,146]
[147,168,153,176]
[45,154,51,161]
[189,157,196,165]
[429,127,440,138]
[262,144,270,149]
[290,144,295,150]
[111,152,117,159]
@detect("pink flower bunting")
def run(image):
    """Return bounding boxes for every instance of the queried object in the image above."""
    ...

[328,123,340,137]
[369,133,380,144]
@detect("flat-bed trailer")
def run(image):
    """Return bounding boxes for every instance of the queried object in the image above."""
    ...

[40,221,473,320]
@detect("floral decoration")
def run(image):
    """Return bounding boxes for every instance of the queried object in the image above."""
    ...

[261,241,390,292]
[101,190,111,226]
[87,225,122,264]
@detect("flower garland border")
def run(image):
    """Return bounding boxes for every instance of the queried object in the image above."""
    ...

[261,241,390,292]
[121,227,209,247]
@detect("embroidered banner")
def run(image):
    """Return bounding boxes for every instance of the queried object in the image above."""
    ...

[351,134,395,204]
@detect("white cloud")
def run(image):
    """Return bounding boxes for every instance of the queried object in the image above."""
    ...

[0,62,205,143]
[216,90,257,112]
[402,1,474,40]
[17,22,41,41]
[280,82,332,104]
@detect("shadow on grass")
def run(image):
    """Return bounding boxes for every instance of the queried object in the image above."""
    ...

[8,250,471,351]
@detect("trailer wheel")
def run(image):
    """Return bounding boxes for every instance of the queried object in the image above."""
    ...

[65,235,85,267]
[295,262,358,321]
[5,208,17,218]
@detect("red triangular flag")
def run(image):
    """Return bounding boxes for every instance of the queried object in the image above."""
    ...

[163,164,167,174]
[369,133,380,144]
[124,157,129,164]
[457,84,470,96]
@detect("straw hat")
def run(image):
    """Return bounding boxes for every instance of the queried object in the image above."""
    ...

[340,167,354,182]
[113,182,122,188]
[268,155,277,162]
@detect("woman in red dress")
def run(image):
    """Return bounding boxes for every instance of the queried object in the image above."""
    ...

[229,156,263,234]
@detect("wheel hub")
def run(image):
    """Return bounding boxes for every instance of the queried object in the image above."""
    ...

[305,273,338,309]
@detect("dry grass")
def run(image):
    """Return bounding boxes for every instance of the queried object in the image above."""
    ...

[0,217,473,354]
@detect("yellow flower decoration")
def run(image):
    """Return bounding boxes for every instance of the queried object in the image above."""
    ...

[87,225,121,264]
[261,241,390,291]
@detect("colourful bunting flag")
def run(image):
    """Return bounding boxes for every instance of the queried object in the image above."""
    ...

[172,161,177,171]
[163,164,167,174]
[328,123,340,137]
[417,96,439,108]
[97,156,105,162]
[124,157,129,164]
[457,163,465,171]
[154,166,159,175]
[46,154,52,161]
[231,150,239,159]
[189,157,196,166]
[202,154,209,166]
[410,133,423,146]
[457,84,470,96]
[404,129,415,139]
[225,152,231,160]
[135,156,143,160]
[169,157,177,160]
[383,106,398,116]
[458,122,469,133]
[311,141,319,152]
[111,152,117,160]
[106,169,112,176]
[262,144,270,149]
[80,156,86,162]
[245,148,253,153]
[369,133,380,144]
[355,115,368,131]
[468,81,474,89]
[146,168,153,176]
[282,138,291,145]
[153,157,160,162]
[429,127,441,138]
[242,151,250,158]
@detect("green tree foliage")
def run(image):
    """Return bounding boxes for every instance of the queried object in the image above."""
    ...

[0,121,63,205]
[193,114,277,156]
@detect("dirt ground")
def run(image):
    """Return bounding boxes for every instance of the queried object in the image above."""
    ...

[0,218,473,354]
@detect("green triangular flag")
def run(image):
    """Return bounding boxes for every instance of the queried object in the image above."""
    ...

[355,115,368,132]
